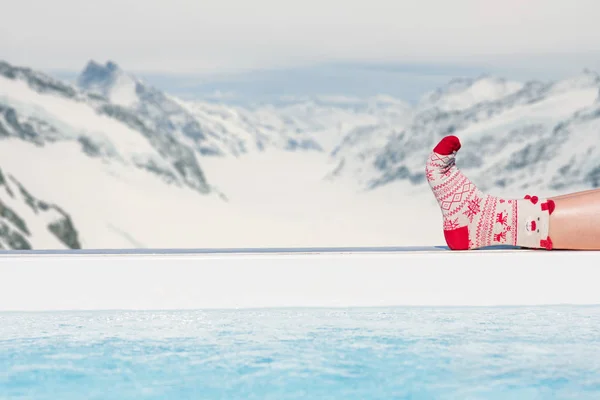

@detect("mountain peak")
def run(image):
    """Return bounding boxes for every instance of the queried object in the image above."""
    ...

[548,68,600,96]
[77,60,123,88]
[418,74,524,112]
[77,60,139,106]
[105,60,120,71]
[0,59,79,100]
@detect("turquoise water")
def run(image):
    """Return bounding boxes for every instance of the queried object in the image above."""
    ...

[2,307,600,399]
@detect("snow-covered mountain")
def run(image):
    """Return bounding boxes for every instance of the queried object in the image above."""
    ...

[338,72,600,198]
[2,57,600,250]
[417,75,524,112]
[0,165,80,249]
[188,94,413,154]
[0,60,212,195]
[0,59,426,249]
[76,60,326,156]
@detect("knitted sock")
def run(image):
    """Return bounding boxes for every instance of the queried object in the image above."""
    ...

[425,135,555,250]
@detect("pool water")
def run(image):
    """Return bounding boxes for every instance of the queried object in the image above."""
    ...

[1,307,600,399]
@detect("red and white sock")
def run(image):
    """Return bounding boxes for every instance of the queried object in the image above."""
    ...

[425,135,555,250]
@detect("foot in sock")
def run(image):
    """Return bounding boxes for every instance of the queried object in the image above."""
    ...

[425,135,555,250]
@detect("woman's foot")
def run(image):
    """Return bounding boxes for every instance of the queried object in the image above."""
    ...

[425,135,555,250]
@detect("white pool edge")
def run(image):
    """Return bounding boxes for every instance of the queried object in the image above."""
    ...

[0,247,598,311]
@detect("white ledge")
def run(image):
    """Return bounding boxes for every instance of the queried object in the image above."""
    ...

[0,247,599,311]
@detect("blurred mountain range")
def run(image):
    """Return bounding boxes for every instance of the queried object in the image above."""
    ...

[1,59,599,249]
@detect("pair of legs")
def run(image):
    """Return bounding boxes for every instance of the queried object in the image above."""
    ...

[427,136,600,250]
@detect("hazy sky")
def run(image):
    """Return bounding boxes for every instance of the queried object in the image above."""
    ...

[2,0,600,74]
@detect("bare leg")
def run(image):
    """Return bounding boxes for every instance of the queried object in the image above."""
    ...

[549,191,600,250]
[549,188,600,200]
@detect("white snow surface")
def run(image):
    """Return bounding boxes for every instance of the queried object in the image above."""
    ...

[419,76,525,111]
[0,139,442,249]
[0,76,171,171]
[0,167,69,250]
[106,72,138,107]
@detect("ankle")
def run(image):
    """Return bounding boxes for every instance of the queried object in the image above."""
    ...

[516,195,555,250]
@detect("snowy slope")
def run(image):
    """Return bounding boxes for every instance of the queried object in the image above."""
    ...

[77,61,326,156]
[0,59,440,249]
[319,77,530,184]
[179,100,324,154]
[0,165,80,250]
[0,60,211,195]
[0,137,442,249]
[76,61,418,158]
[351,71,600,198]
[418,76,524,112]
[246,95,413,150]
